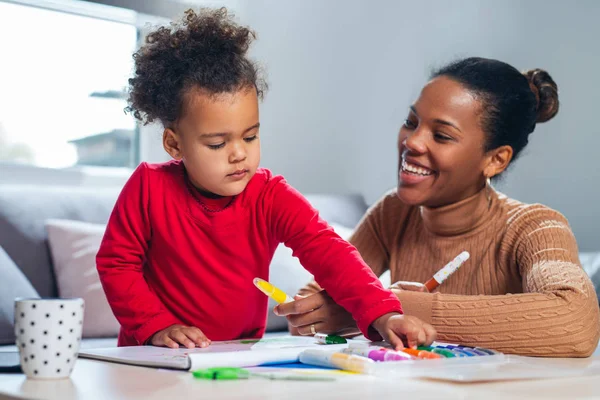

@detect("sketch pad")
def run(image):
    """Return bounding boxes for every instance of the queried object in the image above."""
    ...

[79,336,351,370]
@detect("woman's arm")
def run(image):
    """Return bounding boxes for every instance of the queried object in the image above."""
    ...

[395,207,600,357]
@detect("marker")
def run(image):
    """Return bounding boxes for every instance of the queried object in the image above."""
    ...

[443,344,500,356]
[299,349,374,374]
[253,277,294,304]
[314,333,347,345]
[400,348,442,359]
[453,348,477,357]
[343,346,414,361]
[431,348,456,358]
[473,347,501,355]
[192,367,335,381]
[424,251,470,292]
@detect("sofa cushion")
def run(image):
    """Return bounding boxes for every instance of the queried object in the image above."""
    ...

[0,246,39,345]
[45,219,120,338]
[0,185,120,297]
[304,194,367,228]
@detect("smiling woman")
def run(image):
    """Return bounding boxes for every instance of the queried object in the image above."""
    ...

[288,57,600,358]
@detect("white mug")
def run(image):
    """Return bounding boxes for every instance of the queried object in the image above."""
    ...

[14,298,84,379]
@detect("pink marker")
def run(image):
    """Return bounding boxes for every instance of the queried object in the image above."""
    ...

[343,346,414,361]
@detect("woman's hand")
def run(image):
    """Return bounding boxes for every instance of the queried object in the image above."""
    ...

[372,313,437,350]
[389,281,429,293]
[276,291,358,336]
[149,324,211,349]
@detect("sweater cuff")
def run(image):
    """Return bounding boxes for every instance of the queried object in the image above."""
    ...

[394,291,434,324]
[133,313,182,345]
[355,298,403,341]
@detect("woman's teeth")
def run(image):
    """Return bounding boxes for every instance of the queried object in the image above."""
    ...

[402,160,434,176]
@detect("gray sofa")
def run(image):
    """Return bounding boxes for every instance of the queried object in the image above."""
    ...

[0,183,369,350]
[2,183,600,352]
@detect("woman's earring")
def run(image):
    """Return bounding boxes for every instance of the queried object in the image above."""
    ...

[485,177,492,210]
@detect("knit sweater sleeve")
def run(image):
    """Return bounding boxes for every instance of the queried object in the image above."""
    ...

[397,205,600,357]
[347,192,396,278]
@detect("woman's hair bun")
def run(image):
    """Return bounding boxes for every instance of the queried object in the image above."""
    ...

[523,69,559,123]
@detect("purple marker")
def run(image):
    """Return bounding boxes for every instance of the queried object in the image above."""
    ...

[343,347,415,361]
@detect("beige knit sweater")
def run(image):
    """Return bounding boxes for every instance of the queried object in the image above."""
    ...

[309,188,600,357]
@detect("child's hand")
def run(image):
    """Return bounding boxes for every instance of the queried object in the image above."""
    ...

[371,313,436,350]
[150,324,211,349]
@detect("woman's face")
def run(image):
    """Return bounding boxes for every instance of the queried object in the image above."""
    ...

[397,76,491,208]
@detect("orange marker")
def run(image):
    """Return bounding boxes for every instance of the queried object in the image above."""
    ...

[424,251,470,292]
[401,348,442,359]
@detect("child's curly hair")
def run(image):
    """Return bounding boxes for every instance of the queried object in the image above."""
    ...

[126,8,267,126]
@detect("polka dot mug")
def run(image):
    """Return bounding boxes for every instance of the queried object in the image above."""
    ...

[14,298,84,379]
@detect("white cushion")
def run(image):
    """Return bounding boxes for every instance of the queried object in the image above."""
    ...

[45,219,120,338]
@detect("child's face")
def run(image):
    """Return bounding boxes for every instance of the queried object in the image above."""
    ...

[164,88,261,196]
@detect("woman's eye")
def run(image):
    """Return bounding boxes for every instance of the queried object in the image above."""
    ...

[403,119,416,129]
[244,135,258,143]
[207,143,226,150]
[434,133,452,141]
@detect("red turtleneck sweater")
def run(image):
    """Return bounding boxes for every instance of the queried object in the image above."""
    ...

[96,161,402,346]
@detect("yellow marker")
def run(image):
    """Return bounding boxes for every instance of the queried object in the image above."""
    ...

[253,277,294,304]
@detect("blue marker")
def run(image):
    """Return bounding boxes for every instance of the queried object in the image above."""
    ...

[452,348,477,357]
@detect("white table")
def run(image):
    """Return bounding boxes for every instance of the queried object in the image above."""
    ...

[1,353,600,400]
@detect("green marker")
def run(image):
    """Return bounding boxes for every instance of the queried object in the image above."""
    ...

[432,348,456,358]
[192,367,335,381]
[314,333,347,345]
[417,346,435,352]
[193,367,249,380]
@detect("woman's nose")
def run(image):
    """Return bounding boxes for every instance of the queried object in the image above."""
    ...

[402,129,428,154]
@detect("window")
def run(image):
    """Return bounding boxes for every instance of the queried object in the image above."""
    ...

[0,1,138,168]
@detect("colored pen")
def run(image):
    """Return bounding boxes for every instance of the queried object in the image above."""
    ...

[299,349,374,374]
[192,367,335,381]
[253,277,294,304]
[434,344,483,357]
[429,344,500,356]
[424,251,470,292]
[401,348,443,359]
[314,333,347,345]
[431,348,456,358]
[343,346,414,361]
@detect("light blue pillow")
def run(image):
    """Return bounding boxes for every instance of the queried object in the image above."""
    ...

[0,246,39,344]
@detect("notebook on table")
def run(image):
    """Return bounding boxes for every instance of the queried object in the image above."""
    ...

[79,336,352,370]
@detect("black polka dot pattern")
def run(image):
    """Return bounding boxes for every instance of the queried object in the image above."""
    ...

[14,298,84,378]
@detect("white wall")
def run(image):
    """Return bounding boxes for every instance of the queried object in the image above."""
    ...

[2,0,599,250]
[235,0,600,250]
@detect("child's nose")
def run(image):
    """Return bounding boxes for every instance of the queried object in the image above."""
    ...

[229,142,247,163]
